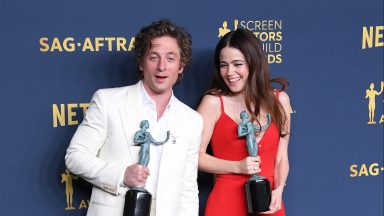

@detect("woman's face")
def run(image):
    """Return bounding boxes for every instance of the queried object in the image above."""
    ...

[219,46,249,94]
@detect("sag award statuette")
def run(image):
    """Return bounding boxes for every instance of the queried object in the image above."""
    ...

[123,120,170,216]
[238,111,272,213]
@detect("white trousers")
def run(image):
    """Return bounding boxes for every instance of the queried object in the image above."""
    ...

[150,199,156,216]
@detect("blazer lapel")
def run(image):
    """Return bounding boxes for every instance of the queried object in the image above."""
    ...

[119,82,143,162]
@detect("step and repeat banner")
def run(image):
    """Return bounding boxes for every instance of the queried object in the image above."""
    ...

[0,0,382,215]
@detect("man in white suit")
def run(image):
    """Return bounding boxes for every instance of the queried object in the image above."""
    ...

[65,19,203,216]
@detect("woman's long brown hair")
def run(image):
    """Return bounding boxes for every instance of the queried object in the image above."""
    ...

[205,28,289,137]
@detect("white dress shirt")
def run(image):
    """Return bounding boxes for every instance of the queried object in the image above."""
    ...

[139,81,173,198]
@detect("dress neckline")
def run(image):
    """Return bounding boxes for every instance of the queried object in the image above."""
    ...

[221,111,271,144]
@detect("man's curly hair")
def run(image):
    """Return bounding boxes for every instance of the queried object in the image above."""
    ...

[134,19,192,82]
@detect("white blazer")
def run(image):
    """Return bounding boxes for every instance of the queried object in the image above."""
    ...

[65,81,203,216]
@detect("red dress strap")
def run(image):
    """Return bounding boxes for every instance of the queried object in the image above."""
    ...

[275,90,280,98]
[219,96,224,112]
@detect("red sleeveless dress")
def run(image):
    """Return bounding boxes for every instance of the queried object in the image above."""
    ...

[204,93,285,216]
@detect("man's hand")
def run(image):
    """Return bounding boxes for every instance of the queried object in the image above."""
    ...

[123,164,150,187]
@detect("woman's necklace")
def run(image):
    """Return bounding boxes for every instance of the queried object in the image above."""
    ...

[253,113,272,132]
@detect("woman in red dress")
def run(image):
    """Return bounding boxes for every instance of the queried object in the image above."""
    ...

[197,28,291,216]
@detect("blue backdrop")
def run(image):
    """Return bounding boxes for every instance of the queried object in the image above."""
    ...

[0,0,383,215]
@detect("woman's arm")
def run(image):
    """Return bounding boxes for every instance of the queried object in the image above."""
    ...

[274,91,291,189]
[263,91,291,214]
[197,95,260,175]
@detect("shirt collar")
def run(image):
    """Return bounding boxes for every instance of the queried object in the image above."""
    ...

[139,80,174,110]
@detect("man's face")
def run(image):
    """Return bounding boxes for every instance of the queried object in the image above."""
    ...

[139,36,183,97]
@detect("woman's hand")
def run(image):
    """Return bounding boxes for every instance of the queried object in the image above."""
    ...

[238,156,261,174]
[260,186,284,214]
